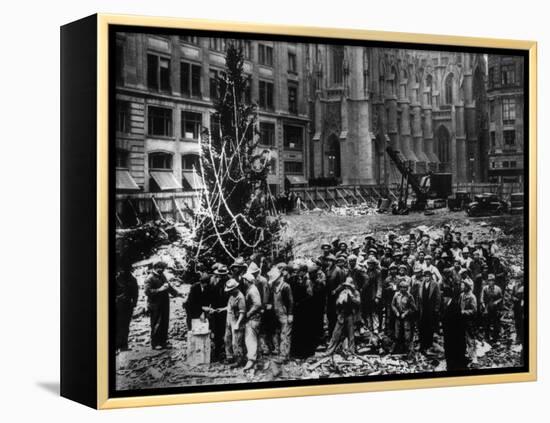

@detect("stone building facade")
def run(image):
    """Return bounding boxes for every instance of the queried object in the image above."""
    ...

[486,55,525,184]
[307,45,489,185]
[115,33,496,195]
[115,33,309,195]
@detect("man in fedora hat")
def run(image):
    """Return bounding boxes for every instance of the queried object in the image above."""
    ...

[184,272,212,330]
[230,257,248,294]
[417,269,441,354]
[224,278,246,367]
[144,260,183,350]
[481,274,503,343]
[460,276,478,365]
[360,255,382,332]
[268,267,294,362]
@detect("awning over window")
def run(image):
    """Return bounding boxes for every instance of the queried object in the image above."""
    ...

[285,175,308,185]
[150,170,182,191]
[182,171,206,190]
[116,169,140,191]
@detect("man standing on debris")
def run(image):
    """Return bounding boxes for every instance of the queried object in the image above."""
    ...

[391,280,417,355]
[360,256,382,333]
[224,278,246,367]
[144,260,183,350]
[417,269,441,354]
[481,274,503,343]
[184,272,212,330]
[210,265,230,362]
[115,258,139,352]
[460,277,478,365]
[269,267,294,362]
[326,254,345,336]
[325,278,361,355]
[242,273,262,370]
[380,263,399,335]
[441,279,468,371]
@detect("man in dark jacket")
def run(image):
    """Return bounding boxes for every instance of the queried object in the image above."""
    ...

[361,256,382,332]
[325,254,345,336]
[115,260,139,352]
[144,260,183,350]
[185,273,212,330]
[417,269,441,354]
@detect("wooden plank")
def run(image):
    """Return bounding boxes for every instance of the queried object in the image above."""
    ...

[151,196,165,221]
[345,187,360,203]
[305,190,318,209]
[354,186,368,203]
[316,188,331,209]
[172,195,187,223]
[326,187,341,206]
[115,212,123,228]
[126,198,142,226]
[337,188,350,205]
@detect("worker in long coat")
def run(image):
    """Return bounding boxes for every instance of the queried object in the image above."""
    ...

[290,265,316,358]
[115,259,139,352]
[184,273,212,330]
[417,269,441,354]
[361,256,382,332]
[442,280,468,371]
[325,254,345,336]
[144,260,183,350]
[209,265,230,361]
[310,266,327,348]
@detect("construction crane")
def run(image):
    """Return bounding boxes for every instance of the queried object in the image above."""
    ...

[385,146,432,214]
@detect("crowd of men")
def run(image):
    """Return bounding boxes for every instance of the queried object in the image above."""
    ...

[115,223,525,373]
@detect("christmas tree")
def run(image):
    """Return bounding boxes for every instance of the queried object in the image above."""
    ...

[192,43,285,264]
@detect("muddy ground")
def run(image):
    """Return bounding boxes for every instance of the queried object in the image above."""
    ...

[116,209,525,391]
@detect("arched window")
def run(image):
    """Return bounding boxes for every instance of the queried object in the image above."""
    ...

[181,154,200,172]
[445,73,454,104]
[148,152,172,170]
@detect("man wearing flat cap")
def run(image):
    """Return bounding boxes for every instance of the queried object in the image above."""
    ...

[417,269,441,354]
[144,260,184,350]
[481,274,503,343]
[391,280,417,355]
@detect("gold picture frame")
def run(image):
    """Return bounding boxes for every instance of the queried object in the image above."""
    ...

[61,13,537,409]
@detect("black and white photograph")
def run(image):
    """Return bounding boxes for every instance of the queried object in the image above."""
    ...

[112,29,528,395]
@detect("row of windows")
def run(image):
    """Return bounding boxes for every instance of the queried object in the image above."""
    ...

[491,160,518,169]
[145,53,298,113]
[118,150,301,176]
[488,64,518,88]
[117,102,305,149]
[489,98,517,124]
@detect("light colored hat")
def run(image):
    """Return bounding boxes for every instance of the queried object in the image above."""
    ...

[242,272,255,283]
[230,257,247,269]
[214,265,229,275]
[224,278,240,292]
[267,268,282,284]
[462,247,470,253]
[488,273,496,281]
[347,254,358,261]
[248,261,261,275]
[366,256,379,265]
[463,278,473,290]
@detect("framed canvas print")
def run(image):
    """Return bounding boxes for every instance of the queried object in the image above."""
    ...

[60,14,537,409]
